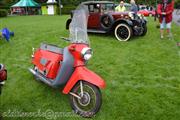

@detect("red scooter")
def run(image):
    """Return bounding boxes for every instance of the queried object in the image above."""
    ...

[29,5,106,117]
[0,64,7,95]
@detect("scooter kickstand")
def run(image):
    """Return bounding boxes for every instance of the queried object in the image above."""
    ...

[70,92,81,99]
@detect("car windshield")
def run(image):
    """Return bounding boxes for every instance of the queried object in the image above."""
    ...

[69,5,89,45]
[101,3,114,12]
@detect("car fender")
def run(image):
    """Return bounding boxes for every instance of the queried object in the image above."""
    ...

[112,19,133,30]
[62,66,106,94]
[143,18,147,24]
[138,18,147,27]
[66,19,72,30]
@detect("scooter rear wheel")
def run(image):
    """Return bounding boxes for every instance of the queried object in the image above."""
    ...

[69,81,102,118]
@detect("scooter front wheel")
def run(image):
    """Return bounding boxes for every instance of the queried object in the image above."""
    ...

[69,81,102,118]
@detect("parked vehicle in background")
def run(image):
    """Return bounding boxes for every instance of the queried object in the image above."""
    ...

[173,4,180,26]
[0,64,7,95]
[66,1,147,42]
[138,5,155,17]
[138,9,155,16]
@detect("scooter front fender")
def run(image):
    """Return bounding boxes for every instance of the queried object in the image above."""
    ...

[62,66,106,94]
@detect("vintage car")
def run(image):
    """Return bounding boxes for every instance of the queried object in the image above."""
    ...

[66,1,147,41]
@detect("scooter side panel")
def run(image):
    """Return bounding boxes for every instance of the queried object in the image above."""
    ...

[32,49,63,79]
[52,47,75,87]
[62,66,106,94]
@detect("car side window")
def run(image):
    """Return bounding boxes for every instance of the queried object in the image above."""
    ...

[89,5,94,12]
[88,4,100,13]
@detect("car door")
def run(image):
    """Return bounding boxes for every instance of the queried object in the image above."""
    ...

[87,4,101,29]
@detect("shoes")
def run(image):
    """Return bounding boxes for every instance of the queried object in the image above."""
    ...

[167,33,173,40]
[160,33,174,40]
[160,35,164,39]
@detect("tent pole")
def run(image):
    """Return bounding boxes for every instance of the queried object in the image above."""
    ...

[25,7,27,15]
[27,7,29,15]
[26,7,29,15]
[58,0,62,16]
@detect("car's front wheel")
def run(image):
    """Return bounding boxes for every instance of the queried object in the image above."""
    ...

[69,81,102,118]
[114,23,132,41]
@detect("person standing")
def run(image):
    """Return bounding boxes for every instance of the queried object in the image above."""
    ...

[130,0,138,13]
[115,0,126,12]
[157,0,174,39]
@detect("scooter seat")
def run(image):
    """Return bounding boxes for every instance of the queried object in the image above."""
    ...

[40,43,63,54]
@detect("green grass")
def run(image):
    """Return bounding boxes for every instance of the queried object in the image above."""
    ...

[0,15,180,120]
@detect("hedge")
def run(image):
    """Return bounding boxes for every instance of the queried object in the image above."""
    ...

[62,6,76,14]
[175,2,180,9]
[0,9,7,17]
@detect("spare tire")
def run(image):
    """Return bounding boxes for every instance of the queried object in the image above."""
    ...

[100,14,114,30]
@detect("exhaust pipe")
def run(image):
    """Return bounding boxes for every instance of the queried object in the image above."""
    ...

[28,68,55,88]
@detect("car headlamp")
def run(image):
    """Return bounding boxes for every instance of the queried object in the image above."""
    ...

[128,12,134,20]
[81,47,92,61]
[137,13,144,19]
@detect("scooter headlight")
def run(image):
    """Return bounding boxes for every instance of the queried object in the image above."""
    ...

[81,47,92,61]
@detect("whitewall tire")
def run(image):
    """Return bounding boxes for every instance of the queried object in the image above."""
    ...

[114,23,132,42]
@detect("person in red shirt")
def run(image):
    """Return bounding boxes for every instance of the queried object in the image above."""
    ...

[157,0,174,39]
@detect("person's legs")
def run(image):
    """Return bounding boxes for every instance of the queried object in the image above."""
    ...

[166,22,173,39]
[160,18,166,39]
[160,29,164,39]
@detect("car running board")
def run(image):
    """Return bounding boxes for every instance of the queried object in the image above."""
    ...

[88,29,107,33]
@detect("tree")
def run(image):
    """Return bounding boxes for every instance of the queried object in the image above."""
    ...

[1,0,179,8]
[35,0,47,3]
